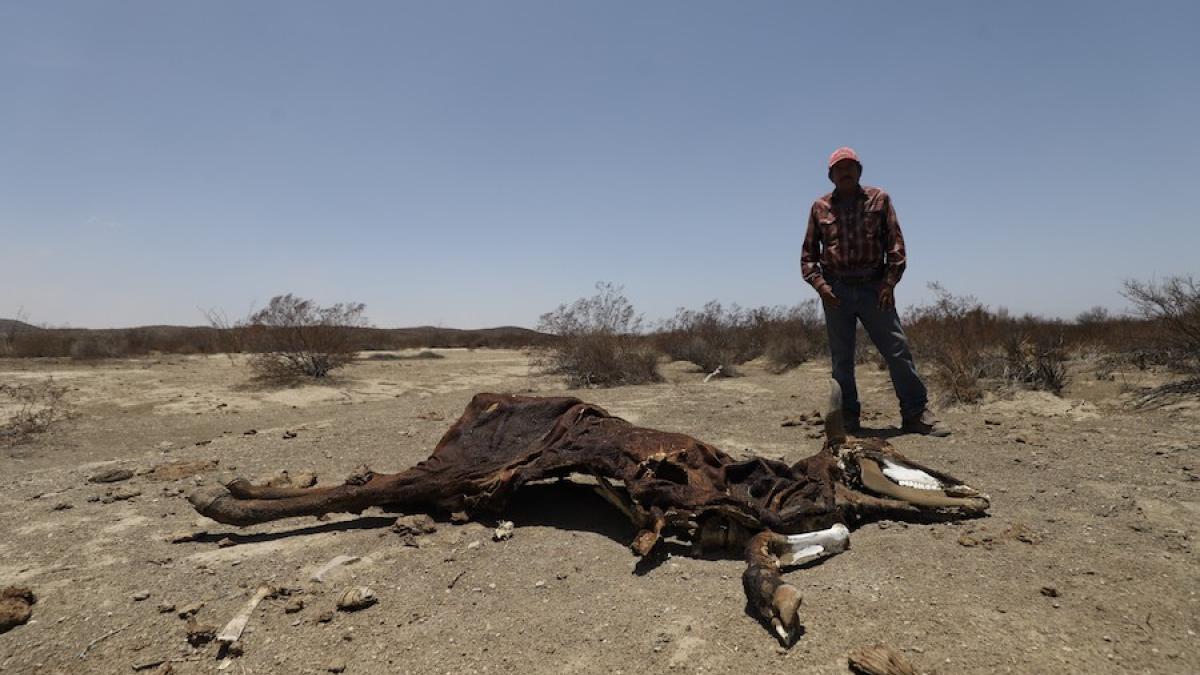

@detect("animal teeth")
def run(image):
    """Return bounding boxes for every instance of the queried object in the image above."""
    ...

[881,459,942,491]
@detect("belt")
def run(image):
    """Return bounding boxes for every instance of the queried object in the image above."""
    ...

[826,271,883,285]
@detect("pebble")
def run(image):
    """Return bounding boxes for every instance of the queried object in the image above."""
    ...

[284,598,305,614]
[132,590,150,601]
[1040,585,1059,598]
[327,659,346,673]
[158,603,175,614]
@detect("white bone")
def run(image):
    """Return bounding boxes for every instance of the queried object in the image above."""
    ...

[881,459,942,491]
[779,523,849,566]
[217,585,275,644]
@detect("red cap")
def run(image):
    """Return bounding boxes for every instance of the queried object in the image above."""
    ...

[828,147,861,169]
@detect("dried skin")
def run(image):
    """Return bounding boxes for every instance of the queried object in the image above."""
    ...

[848,644,920,675]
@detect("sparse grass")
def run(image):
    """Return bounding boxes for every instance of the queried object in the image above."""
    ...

[0,377,71,445]
[534,283,662,388]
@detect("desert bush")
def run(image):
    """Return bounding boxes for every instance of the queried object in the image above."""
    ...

[1000,332,1069,394]
[1122,276,1200,369]
[69,334,129,360]
[239,294,370,379]
[365,350,444,361]
[764,300,826,373]
[534,283,661,388]
[1,377,71,444]
[655,301,765,377]
[906,283,996,404]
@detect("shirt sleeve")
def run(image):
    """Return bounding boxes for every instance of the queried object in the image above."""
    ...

[801,202,828,291]
[882,193,907,287]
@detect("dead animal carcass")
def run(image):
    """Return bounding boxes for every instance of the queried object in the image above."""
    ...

[189,384,988,644]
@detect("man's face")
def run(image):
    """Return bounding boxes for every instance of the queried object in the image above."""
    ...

[829,160,861,192]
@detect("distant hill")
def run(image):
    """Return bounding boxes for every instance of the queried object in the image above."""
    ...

[0,319,43,333]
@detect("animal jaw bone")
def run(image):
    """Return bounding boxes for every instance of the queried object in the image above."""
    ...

[189,389,988,644]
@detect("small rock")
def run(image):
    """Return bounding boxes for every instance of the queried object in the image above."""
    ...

[493,521,515,541]
[327,659,346,673]
[167,531,202,544]
[100,487,142,503]
[392,515,437,547]
[132,590,150,601]
[158,603,176,614]
[282,430,298,439]
[466,541,481,551]
[1040,585,1059,598]
[242,429,257,436]
[294,472,318,488]
[0,586,36,633]
[89,468,134,484]
[984,419,1001,426]
[217,537,236,548]
[51,502,73,511]
[533,580,546,589]
[336,587,377,612]
[185,618,217,647]
[317,610,335,623]
[225,641,244,657]
[284,598,305,614]
[177,602,204,619]
[957,535,979,547]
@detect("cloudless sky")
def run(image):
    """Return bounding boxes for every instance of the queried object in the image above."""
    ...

[2,1,1197,329]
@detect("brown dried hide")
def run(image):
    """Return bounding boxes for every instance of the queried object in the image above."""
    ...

[192,393,849,536]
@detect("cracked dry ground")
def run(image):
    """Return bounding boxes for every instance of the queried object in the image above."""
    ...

[1,350,1197,674]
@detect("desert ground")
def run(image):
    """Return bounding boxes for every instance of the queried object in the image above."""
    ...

[0,350,1197,674]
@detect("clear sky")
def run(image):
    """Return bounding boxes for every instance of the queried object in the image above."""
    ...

[3,1,1197,329]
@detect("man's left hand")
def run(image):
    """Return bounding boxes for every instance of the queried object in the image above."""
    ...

[877,284,895,310]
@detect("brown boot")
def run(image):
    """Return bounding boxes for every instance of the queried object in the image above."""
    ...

[901,409,950,437]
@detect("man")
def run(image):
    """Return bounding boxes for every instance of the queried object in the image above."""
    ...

[801,147,947,436]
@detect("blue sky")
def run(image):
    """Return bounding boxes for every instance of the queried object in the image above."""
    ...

[2,1,1196,329]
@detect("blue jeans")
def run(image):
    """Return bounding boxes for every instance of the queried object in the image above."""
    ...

[822,279,928,420]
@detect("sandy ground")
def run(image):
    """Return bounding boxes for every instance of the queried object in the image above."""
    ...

[0,350,1197,674]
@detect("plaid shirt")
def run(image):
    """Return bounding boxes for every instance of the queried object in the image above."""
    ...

[801,185,907,291]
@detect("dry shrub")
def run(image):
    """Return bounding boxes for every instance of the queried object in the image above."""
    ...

[763,300,826,373]
[655,302,766,377]
[238,294,369,379]
[534,283,661,388]
[69,334,129,360]
[906,284,996,404]
[365,350,444,361]
[1,377,70,445]
[1000,332,1069,394]
[1121,275,1200,406]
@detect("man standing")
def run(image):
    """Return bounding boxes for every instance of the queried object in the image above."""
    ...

[801,147,947,436]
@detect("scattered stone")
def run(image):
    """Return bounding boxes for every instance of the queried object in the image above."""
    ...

[52,502,73,511]
[0,587,36,634]
[984,419,1001,426]
[284,598,305,614]
[533,580,546,589]
[327,658,347,673]
[466,541,481,551]
[493,521,515,541]
[225,641,244,657]
[392,515,437,546]
[282,430,298,439]
[185,618,217,646]
[242,429,257,436]
[217,537,237,548]
[294,472,318,488]
[957,535,979,548]
[132,591,150,601]
[89,468,134,484]
[195,440,213,446]
[158,603,176,614]
[780,418,803,428]
[317,610,335,623]
[449,511,470,524]
[167,531,203,544]
[177,602,204,619]
[100,487,142,503]
[336,587,377,612]
[1040,585,1059,598]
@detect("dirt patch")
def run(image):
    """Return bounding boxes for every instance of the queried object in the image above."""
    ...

[0,352,1197,673]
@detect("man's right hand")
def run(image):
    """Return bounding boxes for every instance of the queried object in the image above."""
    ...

[818,284,841,308]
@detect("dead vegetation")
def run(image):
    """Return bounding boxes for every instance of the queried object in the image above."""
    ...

[239,294,370,380]
[533,283,661,388]
[1121,275,1200,407]
[0,377,71,445]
